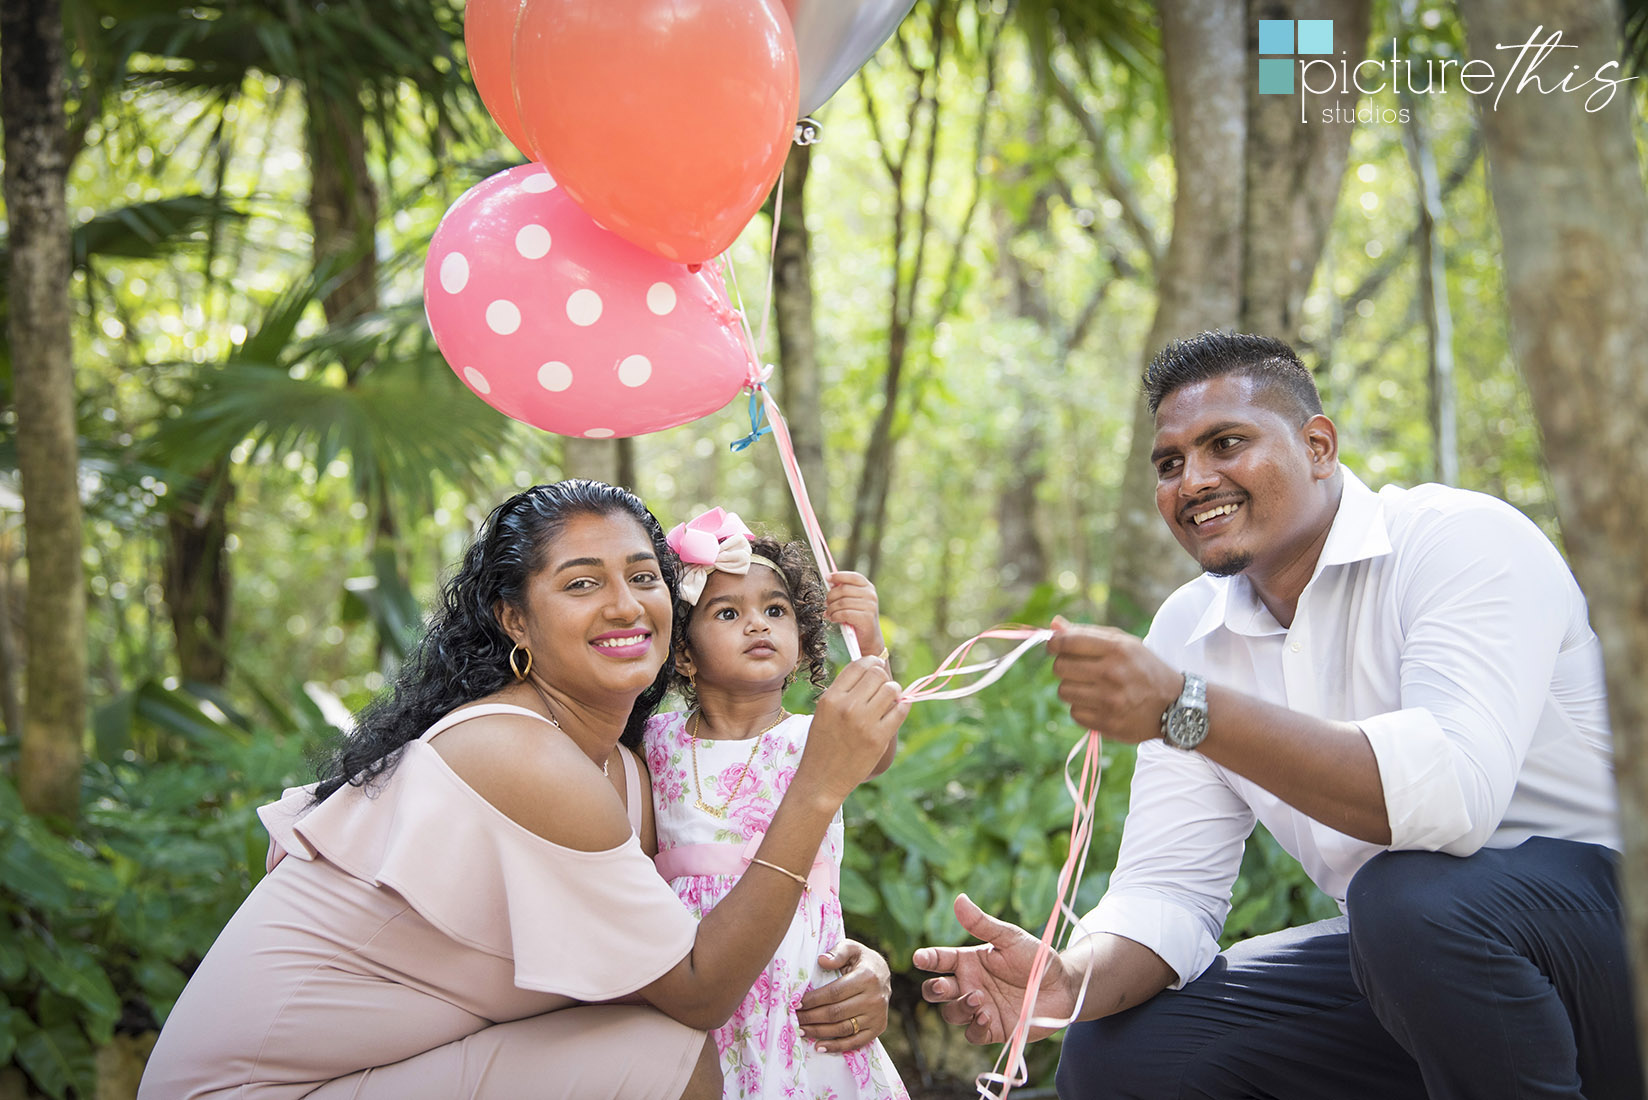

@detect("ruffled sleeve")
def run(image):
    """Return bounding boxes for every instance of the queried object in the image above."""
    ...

[256,741,699,1002]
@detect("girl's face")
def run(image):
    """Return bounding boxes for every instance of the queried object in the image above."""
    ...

[499,510,672,706]
[678,565,800,695]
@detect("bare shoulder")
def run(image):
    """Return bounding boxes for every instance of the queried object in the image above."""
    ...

[431,712,632,853]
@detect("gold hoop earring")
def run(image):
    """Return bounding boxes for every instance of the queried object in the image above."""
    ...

[509,644,532,681]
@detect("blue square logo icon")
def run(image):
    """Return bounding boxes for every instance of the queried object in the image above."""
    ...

[1297,19,1334,54]
[1258,19,1294,54]
[1257,57,1295,94]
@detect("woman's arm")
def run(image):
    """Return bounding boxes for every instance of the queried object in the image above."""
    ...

[640,658,906,1028]
[436,660,906,1031]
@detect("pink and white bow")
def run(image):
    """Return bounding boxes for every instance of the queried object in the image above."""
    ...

[666,507,755,606]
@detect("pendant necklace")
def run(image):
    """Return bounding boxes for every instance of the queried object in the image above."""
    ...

[689,708,787,817]
[526,677,607,776]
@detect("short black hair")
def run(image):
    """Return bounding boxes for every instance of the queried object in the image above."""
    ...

[1143,332,1323,421]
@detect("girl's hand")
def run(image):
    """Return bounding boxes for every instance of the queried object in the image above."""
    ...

[797,940,893,1053]
[826,571,885,658]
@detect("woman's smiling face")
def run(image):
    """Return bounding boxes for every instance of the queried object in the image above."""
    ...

[502,510,673,705]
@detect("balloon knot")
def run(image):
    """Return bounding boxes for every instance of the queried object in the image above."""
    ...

[730,388,772,452]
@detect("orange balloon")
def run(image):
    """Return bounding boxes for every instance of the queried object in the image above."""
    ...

[464,0,534,158]
[512,0,799,263]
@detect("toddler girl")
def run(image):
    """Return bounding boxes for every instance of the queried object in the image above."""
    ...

[643,507,908,1100]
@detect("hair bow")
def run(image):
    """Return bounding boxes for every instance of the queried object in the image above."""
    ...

[666,507,754,605]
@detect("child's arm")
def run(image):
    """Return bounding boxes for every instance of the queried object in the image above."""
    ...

[826,572,898,776]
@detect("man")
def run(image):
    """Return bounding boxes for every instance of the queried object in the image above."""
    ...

[915,332,1639,1099]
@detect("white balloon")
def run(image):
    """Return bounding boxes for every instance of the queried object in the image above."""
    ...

[780,0,918,118]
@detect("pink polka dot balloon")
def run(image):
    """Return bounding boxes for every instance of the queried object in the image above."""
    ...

[424,164,756,439]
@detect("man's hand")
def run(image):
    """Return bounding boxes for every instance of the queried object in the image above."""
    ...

[913,895,1080,1046]
[798,939,892,1053]
[1048,616,1183,742]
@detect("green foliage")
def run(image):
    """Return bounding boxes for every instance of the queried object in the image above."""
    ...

[0,703,314,1097]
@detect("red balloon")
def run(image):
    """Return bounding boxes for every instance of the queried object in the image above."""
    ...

[464,0,534,158]
[512,0,799,263]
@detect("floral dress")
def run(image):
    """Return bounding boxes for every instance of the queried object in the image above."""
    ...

[643,711,909,1100]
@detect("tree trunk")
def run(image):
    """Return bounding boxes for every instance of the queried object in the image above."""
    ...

[162,467,233,685]
[3,0,86,821]
[1241,0,1371,338]
[0,527,24,739]
[1400,96,1458,485]
[1104,0,1247,630]
[772,141,831,537]
[1457,0,1648,1081]
[560,437,622,484]
[307,94,380,331]
[993,191,1054,618]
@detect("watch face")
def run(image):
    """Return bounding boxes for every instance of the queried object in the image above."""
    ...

[1167,706,1208,748]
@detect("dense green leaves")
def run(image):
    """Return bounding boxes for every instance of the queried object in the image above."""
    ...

[1,711,316,1096]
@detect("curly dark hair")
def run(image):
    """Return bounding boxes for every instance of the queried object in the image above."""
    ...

[669,536,830,709]
[314,480,678,801]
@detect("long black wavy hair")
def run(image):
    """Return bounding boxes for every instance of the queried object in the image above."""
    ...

[668,535,830,710]
[314,480,678,801]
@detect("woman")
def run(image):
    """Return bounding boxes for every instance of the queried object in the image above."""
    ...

[139,480,907,1099]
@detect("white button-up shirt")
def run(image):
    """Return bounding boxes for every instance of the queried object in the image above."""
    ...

[1078,469,1618,987]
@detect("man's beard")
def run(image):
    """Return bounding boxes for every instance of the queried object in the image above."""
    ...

[1203,550,1253,578]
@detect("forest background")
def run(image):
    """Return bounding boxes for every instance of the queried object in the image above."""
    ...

[3,0,1648,1096]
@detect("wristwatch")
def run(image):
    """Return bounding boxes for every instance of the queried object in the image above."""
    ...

[1160,672,1209,750]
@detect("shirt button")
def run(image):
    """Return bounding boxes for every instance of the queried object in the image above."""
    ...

[1290,642,1302,652]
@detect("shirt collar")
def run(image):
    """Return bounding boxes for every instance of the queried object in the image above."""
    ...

[1184,467,1392,643]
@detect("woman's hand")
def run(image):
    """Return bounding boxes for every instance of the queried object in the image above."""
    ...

[826,572,885,659]
[797,940,893,1053]
[800,657,907,801]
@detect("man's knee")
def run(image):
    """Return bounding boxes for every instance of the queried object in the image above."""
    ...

[1057,1015,1184,1099]
[1347,847,1492,1001]
[1346,849,1452,951]
[678,1034,722,1100]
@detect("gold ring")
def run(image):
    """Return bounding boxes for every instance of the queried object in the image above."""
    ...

[849,1016,860,1036]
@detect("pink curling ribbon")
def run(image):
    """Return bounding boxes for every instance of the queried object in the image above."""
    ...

[977,730,1103,1100]
[899,627,1106,1100]
[719,225,1103,1095]
[899,627,1054,703]
[721,251,861,661]
[666,507,755,607]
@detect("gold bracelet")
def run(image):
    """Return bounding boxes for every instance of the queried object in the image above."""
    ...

[749,857,809,889]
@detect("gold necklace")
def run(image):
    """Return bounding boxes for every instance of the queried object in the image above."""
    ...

[525,678,607,776]
[689,708,786,817]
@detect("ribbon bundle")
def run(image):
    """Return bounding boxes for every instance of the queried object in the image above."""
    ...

[725,219,1099,1100]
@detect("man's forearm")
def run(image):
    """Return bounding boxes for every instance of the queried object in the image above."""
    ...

[1066,932,1178,1021]
[1197,686,1391,844]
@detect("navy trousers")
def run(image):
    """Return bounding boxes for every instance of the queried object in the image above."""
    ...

[1056,838,1642,1099]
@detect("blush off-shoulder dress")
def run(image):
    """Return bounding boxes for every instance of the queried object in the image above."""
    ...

[643,711,909,1100]
[139,704,707,1100]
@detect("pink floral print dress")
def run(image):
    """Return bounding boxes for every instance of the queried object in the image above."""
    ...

[643,711,910,1100]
